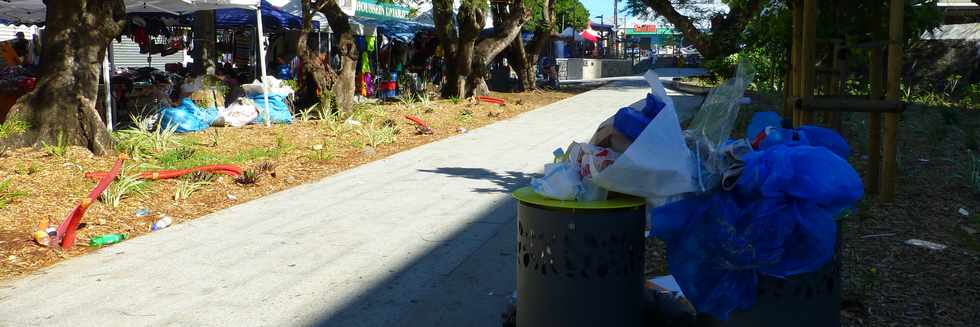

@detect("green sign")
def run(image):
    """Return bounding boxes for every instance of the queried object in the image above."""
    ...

[356,1,411,19]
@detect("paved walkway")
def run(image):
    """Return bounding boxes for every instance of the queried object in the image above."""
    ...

[0,71,704,327]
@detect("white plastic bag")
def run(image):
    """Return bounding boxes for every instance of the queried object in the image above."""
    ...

[590,70,697,198]
[531,162,583,201]
[218,98,259,127]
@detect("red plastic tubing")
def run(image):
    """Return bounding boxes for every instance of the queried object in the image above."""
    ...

[55,154,127,249]
[84,164,243,180]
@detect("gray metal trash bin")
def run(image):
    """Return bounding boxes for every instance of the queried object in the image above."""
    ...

[513,187,646,327]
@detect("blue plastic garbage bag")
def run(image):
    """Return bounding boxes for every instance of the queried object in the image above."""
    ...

[613,93,666,141]
[250,94,293,124]
[159,98,218,133]
[614,107,652,141]
[746,111,781,139]
[798,125,850,159]
[737,144,863,213]
[642,92,666,118]
[651,144,862,320]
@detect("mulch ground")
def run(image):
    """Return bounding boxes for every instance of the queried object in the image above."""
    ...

[0,86,593,282]
[642,97,980,326]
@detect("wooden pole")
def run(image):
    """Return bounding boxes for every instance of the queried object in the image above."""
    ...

[866,0,883,195]
[827,43,842,131]
[801,0,817,125]
[791,1,803,127]
[882,0,904,200]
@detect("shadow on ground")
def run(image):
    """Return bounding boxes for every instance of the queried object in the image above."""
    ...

[309,196,518,327]
[418,168,535,194]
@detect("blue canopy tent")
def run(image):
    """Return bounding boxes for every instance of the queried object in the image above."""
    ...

[354,17,433,43]
[209,0,307,31]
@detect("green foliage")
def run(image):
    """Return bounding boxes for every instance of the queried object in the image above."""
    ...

[458,108,474,122]
[235,169,262,185]
[15,162,39,175]
[526,0,589,31]
[174,180,210,201]
[41,131,69,158]
[0,177,28,209]
[114,115,182,160]
[99,166,149,208]
[307,140,335,162]
[0,119,29,139]
[356,124,398,147]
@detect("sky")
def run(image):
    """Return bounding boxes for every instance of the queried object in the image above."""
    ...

[578,0,728,28]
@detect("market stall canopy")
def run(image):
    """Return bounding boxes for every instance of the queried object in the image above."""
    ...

[580,23,599,43]
[277,0,331,32]
[0,0,260,24]
[355,17,433,43]
[193,0,306,30]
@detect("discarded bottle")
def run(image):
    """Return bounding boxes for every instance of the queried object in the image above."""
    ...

[89,234,127,248]
[33,230,50,247]
[151,215,173,231]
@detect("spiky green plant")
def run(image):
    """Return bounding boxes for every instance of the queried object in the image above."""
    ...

[114,115,181,160]
[99,168,149,208]
[235,169,261,185]
[41,131,69,158]
[174,180,210,201]
[0,177,28,209]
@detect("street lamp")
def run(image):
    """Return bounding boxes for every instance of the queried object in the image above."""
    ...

[594,15,604,25]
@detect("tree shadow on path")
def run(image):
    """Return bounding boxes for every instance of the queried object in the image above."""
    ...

[418,167,535,193]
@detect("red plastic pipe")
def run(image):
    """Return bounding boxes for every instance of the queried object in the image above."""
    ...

[55,154,127,249]
[84,164,243,180]
[477,96,505,106]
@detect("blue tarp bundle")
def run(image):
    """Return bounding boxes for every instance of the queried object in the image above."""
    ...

[650,112,863,320]
[250,94,292,124]
[159,98,219,133]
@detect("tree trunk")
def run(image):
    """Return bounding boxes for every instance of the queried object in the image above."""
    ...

[512,0,556,92]
[6,0,125,155]
[508,37,532,92]
[467,0,528,96]
[191,10,217,75]
[433,0,460,98]
[320,1,357,113]
[298,0,337,113]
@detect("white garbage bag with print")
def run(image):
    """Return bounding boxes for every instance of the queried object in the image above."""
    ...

[531,162,583,201]
[589,70,698,198]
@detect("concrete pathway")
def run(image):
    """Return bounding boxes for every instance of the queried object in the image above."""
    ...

[0,71,704,327]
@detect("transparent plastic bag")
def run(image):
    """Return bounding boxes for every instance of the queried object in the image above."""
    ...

[686,60,757,158]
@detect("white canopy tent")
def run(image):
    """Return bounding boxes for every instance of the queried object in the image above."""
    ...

[0,0,285,128]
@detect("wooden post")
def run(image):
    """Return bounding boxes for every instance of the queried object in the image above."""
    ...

[866,0,883,195]
[791,1,804,127]
[800,0,817,125]
[882,0,904,200]
[868,47,883,195]
[828,42,843,131]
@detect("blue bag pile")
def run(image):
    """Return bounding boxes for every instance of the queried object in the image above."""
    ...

[250,94,293,124]
[159,98,219,133]
[650,111,863,320]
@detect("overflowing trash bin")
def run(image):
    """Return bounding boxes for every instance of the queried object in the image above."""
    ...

[512,187,646,327]
[518,61,862,326]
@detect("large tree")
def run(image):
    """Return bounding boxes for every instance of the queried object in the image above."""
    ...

[6,0,127,155]
[627,0,766,60]
[433,0,530,97]
[508,0,588,91]
[191,10,218,75]
[299,0,358,113]
[297,0,338,113]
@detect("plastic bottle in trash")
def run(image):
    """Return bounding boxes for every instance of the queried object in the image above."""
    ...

[89,234,127,248]
[151,215,173,231]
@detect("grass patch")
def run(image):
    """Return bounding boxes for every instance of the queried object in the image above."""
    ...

[41,131,69,158]
[0,177,28,209]
[114,115,182,160]
[356,124,398,147]
[99,167,149,208]
[174,180,211,202]
[0,119,29,139]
